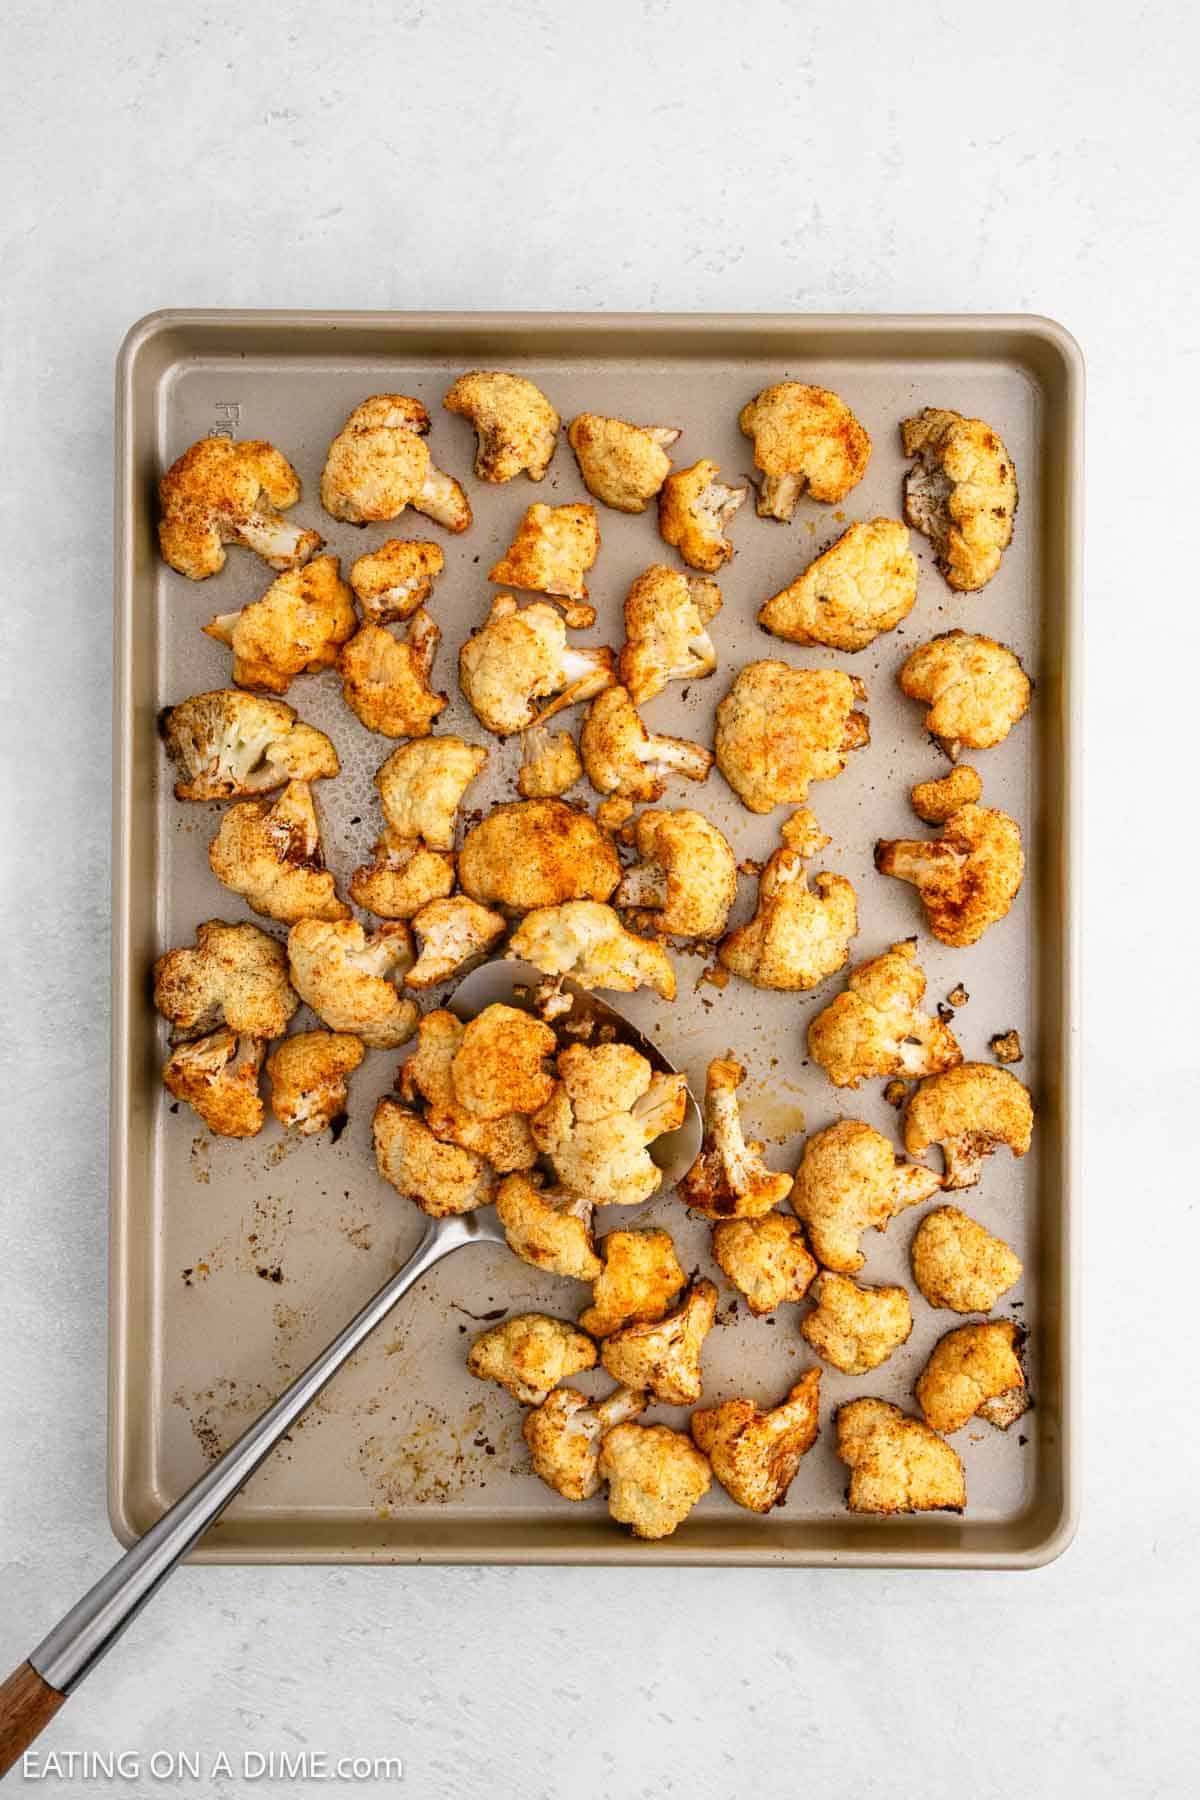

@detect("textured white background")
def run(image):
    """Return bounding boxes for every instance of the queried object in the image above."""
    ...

[1,1,1196,1795]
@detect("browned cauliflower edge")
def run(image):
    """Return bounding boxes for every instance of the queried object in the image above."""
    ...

[691,1369,821,1512]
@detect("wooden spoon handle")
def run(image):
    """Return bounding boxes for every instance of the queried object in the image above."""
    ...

[0,1661,65,1777]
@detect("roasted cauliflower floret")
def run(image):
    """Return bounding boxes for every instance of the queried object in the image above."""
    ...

[208,781,348,924]
[338,610,447,739]
[451,1003,557,1120]
[904,1062,1034,1190]
[348,538,445,625]
[876,804,1024,948]
[566,412,680,513]
[836,1398,966,1515]
[780,806,831,856]
[739,382,871,519]
[617,565,723,705]
[444,371,560,483]
[532,1044,686,1207]
[600,1280,718,1405]
[265,1030,365,1135]
[350,832,456,920]
[203,555,356,694]
[160,691,339,801]
[458,594,614,736]
[405,896,506,990]
[375,735,489,852]
[898,630,1031,757]
[580,686,713,803]
[758,519,918,652]
[163,1030,265,1137]
[911,1206,1023,1313]
[714,662,869,814]
[153,919,297,1041]
[373,1097,495,1216]
[711,1214,817,1316]
[679,1059,794,1220]
[158,436,322,581]
[397,1010,537,1172]
[657,458,746,573]
[488,503,601,625]
[579,1228,687,1337]
[523,1385,647,1501]
[508,901,676,999]
[320,394,470,531]
[800,1273,913,1374]
[902,407,1017,592]
[806,940,962,1090]
[910,765,983,823]
[287,919,417,1049]
[518,725,582,798]
[718,849,857,991]
[916,1320,1028,1434]
[599,1422,711,1538]
[494,1174,601,1281]
[791,1120,942,1273]
[616,808,737,940]
[467,1314,597,1406]
[457,799,620,911]
[692,1370,821,1512]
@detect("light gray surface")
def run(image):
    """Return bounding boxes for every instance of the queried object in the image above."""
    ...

[0,0,1193,1793]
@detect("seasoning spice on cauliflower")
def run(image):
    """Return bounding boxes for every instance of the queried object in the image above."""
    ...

[800,1273,913,1374]
[457,799,620,911]
[711,1214,817,1316]
[163,1030,265,1138]
[616,808,737,940]
[532,1043,687,1207]
[680,1058,794,1219]
[739,382,871,519]
[692,1369,821,1512]
[916,1320,1028,1434]
[160,691,339,801]
[904,1062,1034,1190]
[877,804,1024,948]
[758,519,918,652]
[350,832,457,920]
[508,901,677,999]
[599,1422,712,1539]
[836,1397,966,1515]
[154,919,297,1042]
[898,631,1031,757]
[158,437,323,581]
[374,1097,496,1216]
[902,407,1017,592]
[320,395,470,531]
[616,564,723,706]
[458,594,615,736]
[791,1120,942,1273]
[488,503,601,626]
[579,1228,687,1337]
[265,1030,365,1135]
[397,1010,537,1172]
[600,1279,717,1405]
[657,458,746,572]
[404,897,506,990]
[467,1314,597,1406]
[518,725,583,798]
[910,1206,1023,1313]
[375,735,489,851]
[714,662,869,814]
[287,919,418,1049]
[910,765,983,824]
[566,412,680,513]
[580,685,713,803]
[806,939,962,1090]
[444,371,560,483]
[718,848,857,991]
[348,538,445,625]
[338,611,447,739]
[208,781,349,924]
[446,1002,557,1121]
[523,1386,647,1501]
[493,1174,601,1281]
[204,555,357,694]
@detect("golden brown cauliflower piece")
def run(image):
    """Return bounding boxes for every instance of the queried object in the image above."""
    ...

[916,1320,1028,1434]
[350,832,457,920]
[287,919,418,1050]
[902,407,1017,592]
[517,725,583,798]
[758,519,918,652]
[444,371,560,483]
[806,939,962,1090]
[714,662,869,814]
[467,1313,597,1406]
[898,631,1031,758]
[158,436,323,581]
[494,1173,601,1281]
[691,1369,821,1512]
[800,1273,913,1374]
[338,611,447,739]
[488,503,601,625]
[566,413,680,513]
[616,808,737,941]
[320,395,470,531]
[397,1009,537,1172]
[680,1058,794,1220]
[404,896,506,990]
[457,799,620,912]
[523,1386,647,1501]
[375,735,489,852]
[910,765,983,824]
[579,1228,687,1337]
[458,594,615,736]
[836,1398,966,1515]
[450,1003,556,1119]
[532,1044,686,1207]
[208,781,348,925]
[739,382,871,519]
[911,1206,1023,1313]
[600,1280,718,1405]
[904,1062,1034,1191]
[599,1422,711,1538]
[876,804,1024,948]
[373,1097,496,1215]
[657,458,746,573]
[348,538,445,625]
[160,691,339,802]
[718,849,858,991]
[508,901,676,999]
[203,555,356,695]
[153,919,297,1041]
[791,1120,942,1273]
[163,1030,265,1138]
[265,1030,365,1135]
[580,686,713,803]
[711,1214,817,1316]
[618,565,723,705]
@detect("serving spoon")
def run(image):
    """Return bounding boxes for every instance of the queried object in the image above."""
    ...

[0,964,701,1774]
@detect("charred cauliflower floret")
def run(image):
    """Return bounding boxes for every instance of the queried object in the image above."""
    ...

[153,919,297,1041]
[739,382,871,519]
[579,1228,687,1337]
[800,1273,913,1374]
[616,808,737,940]
[718,849,857,991]
[904,1063,1034,1190]
[458,594,615,736]
[457,799,620,911]
[287,919,417,1049]
[580,686,713,803]
[444,371,560,483]
[836,1397,966,1515]
[451,1003,557,1120]
[600,1280,717,1405]
[397,1010,537,1172]
[806,940,962,1090]
[711,1214,817,1316]
[518,725,583,798]
[617,565,723,705]
[160,691,339,802]
[204,556,356,695]
[208,781,348,924]
[902,407,1017,592]
[680,1058,794,1220]
[599,1422,711,1538]
[348,538,445,625]
[373,1097,496,1215]
[910,765,983,824]
[508,901,677,999]
[350,832,456,920]
[714,662,869,814]
[692,1370,821,1512]
[916,1320,1028,1434]
[523,1385,647,1501]
[657,458,746,573]
[531,1043,687,1207]
[404,896,506,990]
[911,1206,1023,1313]
[158,437,323,581]
[494,1173,601,1282]
[758,519,918,652]
[488,503,601,625]
[375,735,489,852]
[467,1314,597,1406]
[163,1030,265,1137]
[876,804,1024,948]
[791,1120,942,1273]
[566,412,680,513]
[265,1030,365,1135]
[338,611,447,739]
[898,631,1032,758]
[320,395,470,531]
